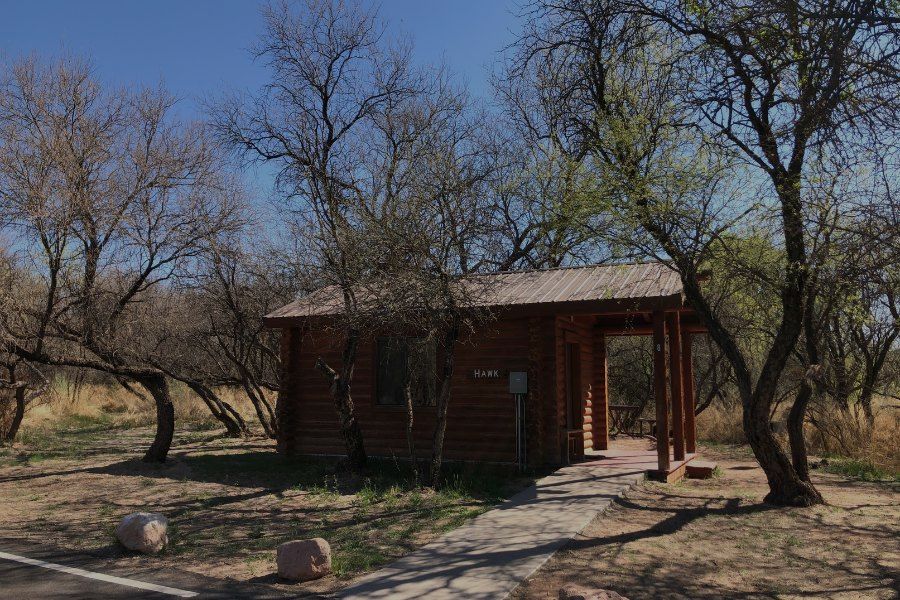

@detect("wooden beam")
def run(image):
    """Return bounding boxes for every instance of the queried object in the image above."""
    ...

[667,313,685,461]
[595,312,708,337]
[682,331,697,454]
[652,310,670,472]
[592,330,609,450]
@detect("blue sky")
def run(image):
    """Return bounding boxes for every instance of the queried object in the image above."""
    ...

[1,0,522,119]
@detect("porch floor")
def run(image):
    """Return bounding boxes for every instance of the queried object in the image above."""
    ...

[581,437,700,483]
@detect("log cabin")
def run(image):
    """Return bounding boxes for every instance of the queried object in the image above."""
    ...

[264,262,708,480]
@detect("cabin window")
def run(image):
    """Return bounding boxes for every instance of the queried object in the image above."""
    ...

[376,337,436,407]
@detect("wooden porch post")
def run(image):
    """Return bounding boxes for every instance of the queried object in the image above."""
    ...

[667,313,685,461]
[652,311,670,472]
[682,332,697,454]
[592,330,609,450]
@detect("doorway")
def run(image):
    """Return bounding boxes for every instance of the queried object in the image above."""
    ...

[565,342,584,463]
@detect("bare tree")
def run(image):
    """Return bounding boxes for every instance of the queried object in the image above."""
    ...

[200,241,301,437]
[0,359,49,444]
[0,258,50,443]
[0,56,242,462]
[821,209,900,424]
[144,286,251,438]
[211,0,430,469]
[357,80,502,485]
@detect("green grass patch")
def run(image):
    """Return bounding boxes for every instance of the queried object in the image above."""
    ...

[331,538,390,576]
[820,457,899,483]
[5,414,130,464]
[156,452,534,579]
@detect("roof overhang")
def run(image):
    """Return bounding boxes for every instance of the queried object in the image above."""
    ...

[263,292,688,329]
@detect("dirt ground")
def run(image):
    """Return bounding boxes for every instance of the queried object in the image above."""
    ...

[512,443,900,600]
[0,421,531,596]
[2,423,898,600]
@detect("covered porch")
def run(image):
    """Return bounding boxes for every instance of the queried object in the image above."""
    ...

[568,308,711,482]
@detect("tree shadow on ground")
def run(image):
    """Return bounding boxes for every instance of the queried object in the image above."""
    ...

[82,451,534,501]
[568,495,774,551]
[513,475,899,600]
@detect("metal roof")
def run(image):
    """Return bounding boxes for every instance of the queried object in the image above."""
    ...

[265,262,683,322]
[475,262,681,306]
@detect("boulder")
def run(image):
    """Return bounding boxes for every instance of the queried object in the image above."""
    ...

[277,538,332,582]
[115,512,168,554]
[559,583,629,600]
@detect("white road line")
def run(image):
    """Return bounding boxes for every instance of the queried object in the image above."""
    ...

[0,550,199,598]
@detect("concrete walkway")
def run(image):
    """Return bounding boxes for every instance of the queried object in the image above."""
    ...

[340,458,646,600]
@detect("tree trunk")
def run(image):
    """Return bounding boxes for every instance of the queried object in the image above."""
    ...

[2,385,26,445]
[184,380,249,437]
[744,393,823,506]
[752,176,818,504]
[787,297,821,483]
[677,268,822,506]
[137,373,175,463]
[859,384,875,425]
[241,377,277,439]
[403,379,419,485]
[634,185,822,504]
[858,336,896,425]
[315,328,366,470]
[334,380,367,470]
[694,387,721,417]
[787,381,813,481]
[430,324,459,488]
[826,318,853,412]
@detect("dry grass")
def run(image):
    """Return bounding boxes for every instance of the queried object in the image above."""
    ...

[696,403,745,445]
[19,380,263,438]
[697,397,900,478]
[806,400,900,477]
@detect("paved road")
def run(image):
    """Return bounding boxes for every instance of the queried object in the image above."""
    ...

[0,539,296,600]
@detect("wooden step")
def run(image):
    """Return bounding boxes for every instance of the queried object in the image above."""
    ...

[686,460,717,479]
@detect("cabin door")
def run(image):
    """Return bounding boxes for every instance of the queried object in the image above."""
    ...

[565,342,584,462]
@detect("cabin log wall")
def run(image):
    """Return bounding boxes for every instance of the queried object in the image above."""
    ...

[275,308,702,468]
[279,317,546,463]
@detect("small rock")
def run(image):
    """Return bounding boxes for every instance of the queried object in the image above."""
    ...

[559,583,629,600]
[115,512,168,554]
[277,538,332,582]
